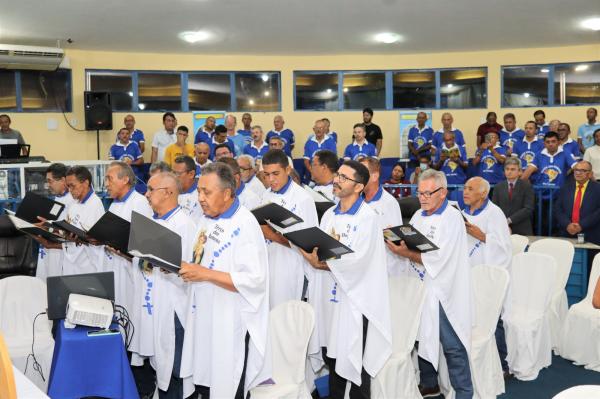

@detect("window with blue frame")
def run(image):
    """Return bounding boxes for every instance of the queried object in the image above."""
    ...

[393,70,436,109]
[0,69,72,112]
[235,72,280,112]
[502,61,600,107]
[137,72,181,111]
[439,68,486,109]
[188,73,231,111]
[342,71,386,110]
[295,72,339,111]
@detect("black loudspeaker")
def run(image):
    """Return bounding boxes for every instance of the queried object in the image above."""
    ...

[84,91,113,130]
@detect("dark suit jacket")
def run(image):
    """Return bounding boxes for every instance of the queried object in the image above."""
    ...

[492,179,535,235]
[554,180,600,245]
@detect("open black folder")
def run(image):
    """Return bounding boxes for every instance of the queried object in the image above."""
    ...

[86,212,131,254]
[7,214,68,244]
[52,220,88,241]
[304,186,336,222]
[251,203,303,229]
[16,192,65,223]
[284,226,353,261]
[127,211,182,273]
[383,225,439,253]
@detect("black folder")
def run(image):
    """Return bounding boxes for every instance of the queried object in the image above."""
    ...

[452,205,468,222]
[251,202,303,229]
[16,192,65,223]
[305,186,336,221]
[7,214,67,244]
[284,226,354,261]
[86,212,131,254]
[383,225,439,253]
[52,220,88,241]
[127,211,182,273]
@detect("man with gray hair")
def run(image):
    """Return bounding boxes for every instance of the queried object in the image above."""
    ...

[173,155,203,223]
[217,157,261,209]
[179,162,270,398]
[225,114,246,157]
[386,168,473,398]
[237,154,266,197]
[266,115,295,157]
[149,161,171,176]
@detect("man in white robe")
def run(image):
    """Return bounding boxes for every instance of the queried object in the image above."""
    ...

[172,155,203,223]
[386,169,473,399]
[359,157,405,276]
[260,149,318,308]
[238,155,266,198]
[216,157,261,210]
[179,162,270,399]
[130,172,196,398]
[35,163,75,280]
[462,176,512,376]
[300,160,392,399]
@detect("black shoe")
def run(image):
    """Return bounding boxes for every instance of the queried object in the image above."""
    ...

[503,370,513,380]
[419,384,442,398]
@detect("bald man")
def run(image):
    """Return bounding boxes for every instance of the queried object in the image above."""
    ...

[432,112,465,154]
[130,172,197,398]
[266,115,295,157]
[194,142,212,177]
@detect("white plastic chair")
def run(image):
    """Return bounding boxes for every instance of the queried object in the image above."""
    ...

[371,275,425,399]
[528,238,575,355]
[251,300,314,399]
[510,234,529,255]
[559,253,600,371]
[470,265,510,398]
[553,385,600,398]
[0,276,54,392]
[503,252,556,381]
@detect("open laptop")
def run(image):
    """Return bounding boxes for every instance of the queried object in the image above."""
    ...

[46,272,115,320]
[0,144,30,160]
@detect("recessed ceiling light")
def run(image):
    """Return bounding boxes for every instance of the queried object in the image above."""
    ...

[540,68,549,73]
[326,88,332,94]
[575,64,589,72]
[261,74,269,82]
[374,32,401,44]
[248,99,254,105]
[343,87,349,93]
[138,103,146,110]
[523,92,530,98]
[581,17,600,31]
[178,30,211,43]
[447,84,453,88]
[128,91,133,97]
[264,91,270,97]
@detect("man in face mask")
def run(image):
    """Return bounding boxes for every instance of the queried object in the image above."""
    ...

[410,155,432,183]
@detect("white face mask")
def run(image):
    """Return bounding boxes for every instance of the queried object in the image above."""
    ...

[420,163,429,170]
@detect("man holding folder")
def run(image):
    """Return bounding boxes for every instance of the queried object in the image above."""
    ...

[300,160,392,399]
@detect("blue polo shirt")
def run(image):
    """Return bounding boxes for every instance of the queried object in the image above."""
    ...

[476,145,507,184]
[237,129,252,138]
[303,135,337,160]
[532,148,576,188]
[537,124,550,139]
[194,129,213,144]
[407,125,433,161]
[227,133,247,157]
[208,137,236,160]
[561,138,581,160]
[109,141,142,162]
[578,122,600,149]
[243,141,269,160]
[499,129,525,150]
[114,129,145,147]
[513,137,544,169]
[435,144,467,184]
[343,141,377,161]
[431,129,466,150]
[327,131,338,143]
[266,129,295,156]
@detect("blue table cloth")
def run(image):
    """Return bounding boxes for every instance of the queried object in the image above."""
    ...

[48,320,139,399]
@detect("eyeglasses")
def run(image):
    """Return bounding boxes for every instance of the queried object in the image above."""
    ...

[416,187,443,199]
[240,167,253,172]
[573,168,592,173]
[333,172,361,184]
[146,186,169,194]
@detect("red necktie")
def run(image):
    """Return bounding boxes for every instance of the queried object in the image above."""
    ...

[508,182,514,200]
[572,184,584,224]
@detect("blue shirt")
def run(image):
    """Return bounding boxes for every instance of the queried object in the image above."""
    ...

[208,137,236,160]
[114,129,145,147]
[532,148,576,190]
[228,133,247,157]
[194,129,213,144]
[407,125,433,161]
[303,135,337,160]
[243,141,269,160]
[431,129,465,150]
[578,122,600,149]
[499,129,525,150]
[476,145,507,184]
[435,144,467,184]
[537,124,550,139]
[561,138,581,160]
[109,141,142,162]
[343,141,377,161]
[237,129,252,137]
[513,137,544,169]
[266,129,295,157]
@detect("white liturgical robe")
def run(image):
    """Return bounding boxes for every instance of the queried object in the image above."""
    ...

[36,191,75,280]
[312,182,336,203]
[462,199,512,268]
[365,185,405,276]
[309,196,392,385]
[407,199,473,370]
[181,199,270,398]
[61,189,105,276]
[260,177,318,308]
[129,205,196,392]
[178,180,203,223]
[245,174,266,198]
[236,181,261,210]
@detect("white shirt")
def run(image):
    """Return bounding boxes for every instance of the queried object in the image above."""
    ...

[260,177,318,308]
[178,180,203,223]
[180,199,270,398]
[36,191,76,280]
[236,182,261,210]
[312,182,336,203]
[462,200,512,269]
[245,175,266,198]
[406,199,473,369]
[152,129,177,162]
[584,145,600,181]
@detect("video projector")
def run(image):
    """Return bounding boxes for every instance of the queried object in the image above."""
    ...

[65,293,114,329]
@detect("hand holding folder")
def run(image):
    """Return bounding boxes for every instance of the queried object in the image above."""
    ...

[383,225,439,253]
[284,226,353,261]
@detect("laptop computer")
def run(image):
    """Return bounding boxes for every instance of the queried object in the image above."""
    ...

[0,144,29,159]
[46,272,115,320]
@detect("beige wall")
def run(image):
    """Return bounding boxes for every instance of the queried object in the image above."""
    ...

[7,43,600,161]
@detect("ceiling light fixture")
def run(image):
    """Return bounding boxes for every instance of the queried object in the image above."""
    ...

[261,74,269,82]
[580,17,600,31]
[523,93,530,98]
[178,30,211,43]
[575,64,589,72]
[326,88,332,94]
[374,32,401,44]
[248,99,254,105]
[540,68,549,73]
[264,91,270,97]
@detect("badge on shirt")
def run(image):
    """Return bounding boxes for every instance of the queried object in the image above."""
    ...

[193,229,207,264]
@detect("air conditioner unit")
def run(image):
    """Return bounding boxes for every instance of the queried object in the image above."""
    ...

[0,44,65,71]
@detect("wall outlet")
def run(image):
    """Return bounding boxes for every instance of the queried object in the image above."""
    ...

[70,118,78,127]
[47,118,58,130]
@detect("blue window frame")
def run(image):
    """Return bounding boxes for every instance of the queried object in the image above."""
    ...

[0,69,72,113]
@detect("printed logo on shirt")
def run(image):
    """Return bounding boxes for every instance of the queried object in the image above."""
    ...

[193,229,207,264]
[482,155,496,169]
[415,137,425,147]
[522,151,535,165]
[352,152,369,161]
[541,165,561,183]
[447,161,458,171]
